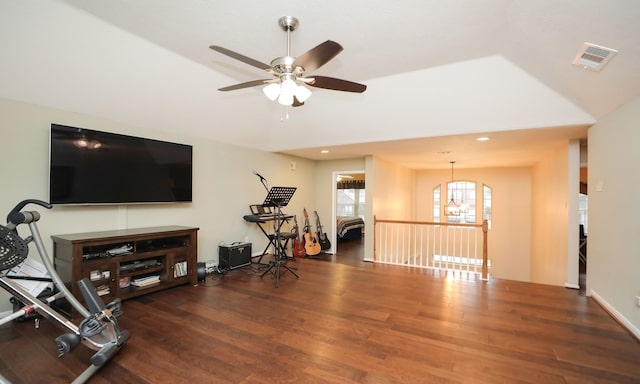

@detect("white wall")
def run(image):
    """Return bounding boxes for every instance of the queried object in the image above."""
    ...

[587,96,640,335]
[0,97,316,312]
[415,166,532,282]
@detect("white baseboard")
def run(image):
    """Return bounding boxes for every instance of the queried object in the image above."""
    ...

[565,282,580,289]
[591,289,640,341]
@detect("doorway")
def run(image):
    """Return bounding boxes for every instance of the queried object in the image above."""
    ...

[331,170,365,255]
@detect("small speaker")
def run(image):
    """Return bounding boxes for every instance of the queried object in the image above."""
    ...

[218,242,251,270]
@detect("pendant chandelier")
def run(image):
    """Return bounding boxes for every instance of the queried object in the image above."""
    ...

[444,161,462,216]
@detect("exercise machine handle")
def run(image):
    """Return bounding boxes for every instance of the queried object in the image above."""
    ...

[6,199,52,226]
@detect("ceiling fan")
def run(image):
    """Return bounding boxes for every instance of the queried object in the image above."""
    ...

[209,16,367,107]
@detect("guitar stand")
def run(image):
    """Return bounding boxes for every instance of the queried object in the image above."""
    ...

[258,186,299,288]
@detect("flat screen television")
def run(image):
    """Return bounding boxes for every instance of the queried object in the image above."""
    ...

[49,124,193,205]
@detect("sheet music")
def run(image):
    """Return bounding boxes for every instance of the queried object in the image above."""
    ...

[6,257,52,296]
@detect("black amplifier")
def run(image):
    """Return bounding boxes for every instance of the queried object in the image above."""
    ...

[218,242,251,270]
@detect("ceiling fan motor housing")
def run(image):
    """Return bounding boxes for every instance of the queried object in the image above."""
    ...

[270,56,304,78]
[279,16,299,32]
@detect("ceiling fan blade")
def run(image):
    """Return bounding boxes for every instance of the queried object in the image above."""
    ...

[209,45,271,71]
[293,40,343,73]
[218,79,271,91]
[307,76,367,93]
[292,96,304,107]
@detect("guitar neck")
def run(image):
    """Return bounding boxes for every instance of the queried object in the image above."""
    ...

[315,212,324,232]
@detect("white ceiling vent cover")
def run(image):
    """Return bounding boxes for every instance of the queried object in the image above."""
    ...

[572,42,618,71]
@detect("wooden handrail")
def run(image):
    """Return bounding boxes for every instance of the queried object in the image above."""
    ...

[374,217,483,228]
[482,219,488,280]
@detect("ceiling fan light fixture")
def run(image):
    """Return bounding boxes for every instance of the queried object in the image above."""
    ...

[278,93,293,106]
[276,78,297,105]
[295,85,312,102]
[277,92,294,106]
[263,83,280,101]
[265,78,311,105]
[281,78,297,93]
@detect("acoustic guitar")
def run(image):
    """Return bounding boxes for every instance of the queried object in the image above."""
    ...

[314,210,331,251]
[302,208,321,256]
[292,215,306,258]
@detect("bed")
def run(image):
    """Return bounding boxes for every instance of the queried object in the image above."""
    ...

[337,216,364,241]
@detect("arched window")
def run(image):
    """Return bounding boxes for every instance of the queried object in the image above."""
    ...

[434,181,476,223]
[433,185,441,222]
[434,181,491,226]
[446,181,476,223]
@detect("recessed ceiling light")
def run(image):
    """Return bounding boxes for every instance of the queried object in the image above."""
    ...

[476,137,490,142]
[320,149,329,154]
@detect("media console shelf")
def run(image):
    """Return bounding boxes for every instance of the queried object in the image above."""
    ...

[52,226,198,313]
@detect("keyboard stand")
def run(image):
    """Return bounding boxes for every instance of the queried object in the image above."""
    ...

[242,213,295,265]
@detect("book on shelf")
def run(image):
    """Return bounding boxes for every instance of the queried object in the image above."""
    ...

[95,284,110,296]
[131,275,160,287]
[106,243,133,256]
[174,261,188,278]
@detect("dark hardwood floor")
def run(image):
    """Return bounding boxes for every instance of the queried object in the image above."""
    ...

[2,238,640,383]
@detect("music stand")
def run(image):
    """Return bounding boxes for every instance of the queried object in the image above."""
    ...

[260,186,298,287]
[262,186,296,209]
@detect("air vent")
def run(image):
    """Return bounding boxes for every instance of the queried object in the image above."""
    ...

[572,42,618,71]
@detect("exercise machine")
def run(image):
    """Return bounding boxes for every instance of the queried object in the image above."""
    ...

[0,199,130,383]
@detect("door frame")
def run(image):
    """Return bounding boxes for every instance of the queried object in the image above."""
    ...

[331,170,365,254]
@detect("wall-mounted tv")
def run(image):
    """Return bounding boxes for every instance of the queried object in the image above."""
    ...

[49,124,193,205]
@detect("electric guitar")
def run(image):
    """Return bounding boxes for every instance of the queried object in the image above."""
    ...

[302,208,321,256]
[314,210,331,251]
[292,215,306,258]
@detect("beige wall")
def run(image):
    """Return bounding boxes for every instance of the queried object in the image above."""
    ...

[371,156,416,220]
[315,158,366,253]
[369,157,415,261]
[0,98,316,312]
[415,166,532,282]
[587,96,640,335]
[530,144,571,286]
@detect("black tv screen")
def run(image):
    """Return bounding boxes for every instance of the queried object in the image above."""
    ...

[49,124,193,205]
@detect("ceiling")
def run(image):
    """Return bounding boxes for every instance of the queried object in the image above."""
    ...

[1,1,639,169]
